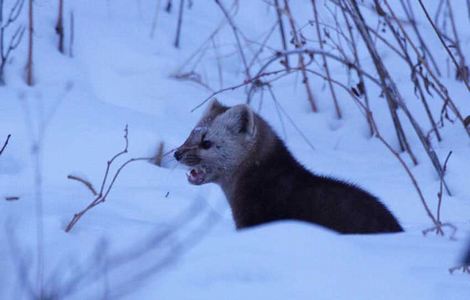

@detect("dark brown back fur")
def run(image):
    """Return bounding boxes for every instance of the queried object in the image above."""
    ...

[227,120,403,234]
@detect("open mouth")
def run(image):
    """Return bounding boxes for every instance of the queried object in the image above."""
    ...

[186,166,206,185]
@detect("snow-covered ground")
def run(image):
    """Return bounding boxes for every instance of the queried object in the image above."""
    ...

[0,0,469,299]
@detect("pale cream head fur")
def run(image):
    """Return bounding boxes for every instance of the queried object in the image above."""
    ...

[174,100,258,185]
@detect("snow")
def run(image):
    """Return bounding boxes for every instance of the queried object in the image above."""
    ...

[0,0,469,299]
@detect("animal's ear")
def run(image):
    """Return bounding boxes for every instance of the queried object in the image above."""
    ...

[223,105,256,136]
[200,98,227,121]
[204,99,225,115]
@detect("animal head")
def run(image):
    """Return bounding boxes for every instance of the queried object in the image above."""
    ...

[174,100,257,185]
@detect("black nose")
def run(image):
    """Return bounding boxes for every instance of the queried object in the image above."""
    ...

[174,149,183,161]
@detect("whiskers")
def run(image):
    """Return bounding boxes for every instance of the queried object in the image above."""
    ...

[162,147,177,158]
[157,147,189,171]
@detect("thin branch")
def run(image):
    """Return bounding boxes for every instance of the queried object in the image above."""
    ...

[4,25,25,61]
[1,0,24,30]
[247,48,382,100]
[171,71,214,91]
[67,175,98,196]
[436,151,452,223]
[273,0,289,69]
[422,222,457,239]
[344,0,417,165]
[341,6,374,136]
[97,125,129,196]
[449,265,470,275]
[379,0,468,137]
[191,63,314,112]
[65,126,152,232]
[417,0,470,91]
[283,0,317,112]
[399,0,441,76]
[25,0,33,86]
[55,0,64,53]
[173,0,185,48]
[0,133,11,155]
[267,85,316,152]
[381,1,442,142]
[150,0,162,38]
[174,19,226,75]
[69,11,74,57]
[0,0,25,84]
[214,0,251,80]
[211,36,224,89]
[446,0,469,84]
[191,47,384,112]
[153,141,165,166]
[311,0,342,118]
[247,21,278,70]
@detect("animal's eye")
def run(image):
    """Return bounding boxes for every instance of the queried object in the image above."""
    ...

[201,140,213,149]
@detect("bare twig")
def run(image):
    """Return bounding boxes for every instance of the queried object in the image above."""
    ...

[344,1,455,197]
[153,141,165,166]
[381,0,442,142]
[191,64,303,112]
[436,151,452,223]
[65,126,152,232]
[173,19,226,75]
[341,7,374,136]
[422,222,457,239]
[449,265,470,275]
[192,47,383,113]
[67,175,98,196]
[282,0,317,112]
[247,21,278,70]
[69,11,74,57]
[174,0,185,48]
[171,71,213,91]
[311,0,341,118]
[55,0,64,53]
[267,85,315,152]
[247,48,382,102]
[379,0,469,137]
[417,0,470,91]
[464,115,470,129]
[344,0,417,165]
[214,0,251,80]
[165,0,172,13]
[446,0,469,84]
[150,0,162,38]
[211,36,224,89]
[0,134,11,155]
[25,0,33,86]
[0,0,25,84]
[273,0,289,69]
[399,0,441,76]
[1,0,24,29]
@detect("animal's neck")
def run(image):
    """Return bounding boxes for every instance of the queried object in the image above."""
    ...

[220,132,294,204]
[222,134,305,229]
[218,118,267,193]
